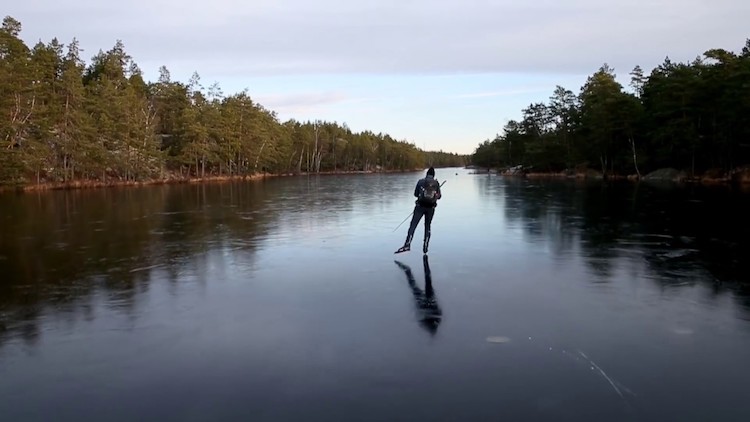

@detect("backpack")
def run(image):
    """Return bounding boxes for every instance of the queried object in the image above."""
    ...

[419,179,440,204]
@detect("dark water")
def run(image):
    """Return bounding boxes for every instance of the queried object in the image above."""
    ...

[1,168,749,421]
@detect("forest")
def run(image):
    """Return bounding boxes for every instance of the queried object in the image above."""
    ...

[0,16,466,189]
[472,39,750,181]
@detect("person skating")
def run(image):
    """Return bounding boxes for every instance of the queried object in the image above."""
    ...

[395,167,442,254]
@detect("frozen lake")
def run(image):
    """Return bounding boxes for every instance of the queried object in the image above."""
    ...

[1,167,749,421]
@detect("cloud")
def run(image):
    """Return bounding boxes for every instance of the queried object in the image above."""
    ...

[451,87,552,99]
[252,91,378,116]
[255,91,346,108]
[8,0,750,79]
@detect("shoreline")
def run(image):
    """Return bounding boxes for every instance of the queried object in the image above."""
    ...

[523,172,742,185]
[470,167,750,188]
[0,168,428,193]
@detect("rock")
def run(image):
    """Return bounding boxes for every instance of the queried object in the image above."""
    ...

[501,165,525,176]
[731,167,750,184]
[586,169,604,179]
[703,168,726,179]
[643,168,688,182]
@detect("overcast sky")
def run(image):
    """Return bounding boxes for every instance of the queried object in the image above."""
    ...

[7,0,749,154]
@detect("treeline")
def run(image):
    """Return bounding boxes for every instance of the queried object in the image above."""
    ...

[0,17,466,188]
[472,39,750,179]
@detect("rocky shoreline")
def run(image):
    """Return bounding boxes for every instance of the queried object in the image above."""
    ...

[472,165,750,186]
[0,168,426,193]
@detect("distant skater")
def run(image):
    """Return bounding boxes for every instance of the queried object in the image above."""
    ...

[395,167,442,254]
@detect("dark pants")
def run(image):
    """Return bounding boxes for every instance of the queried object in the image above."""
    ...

[404,205,435,247]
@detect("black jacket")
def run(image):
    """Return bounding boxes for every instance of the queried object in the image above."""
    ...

[413,175,442,207]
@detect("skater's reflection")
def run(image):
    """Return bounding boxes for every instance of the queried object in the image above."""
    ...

[394,255,442,335]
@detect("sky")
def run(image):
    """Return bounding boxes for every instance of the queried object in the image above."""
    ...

[6,0,749,155]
